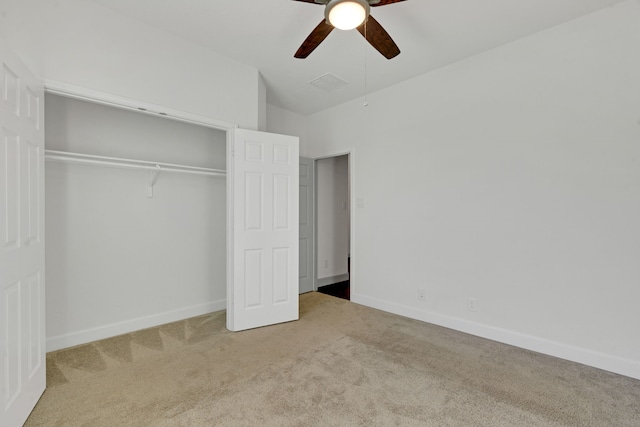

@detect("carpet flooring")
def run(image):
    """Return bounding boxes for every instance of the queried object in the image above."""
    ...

[26,292,640,426]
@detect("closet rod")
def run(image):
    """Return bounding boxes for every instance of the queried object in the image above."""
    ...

[44,150,226,177]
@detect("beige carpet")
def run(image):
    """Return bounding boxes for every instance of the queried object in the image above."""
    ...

[26,292,640,426]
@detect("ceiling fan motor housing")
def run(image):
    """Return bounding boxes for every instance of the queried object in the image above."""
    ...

[324,0,371,28]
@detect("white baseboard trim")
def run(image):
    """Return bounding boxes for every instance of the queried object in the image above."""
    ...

[46,299,227,352]
[317,273,349,288]
[351,292,640,381]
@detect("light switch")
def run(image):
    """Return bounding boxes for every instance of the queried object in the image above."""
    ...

[356,197,365,208]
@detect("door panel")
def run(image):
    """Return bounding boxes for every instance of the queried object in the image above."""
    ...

[2,128,20,252]
[273,174,290,230]
[273,248,290,304]
[27,272,43,377]
[298,157,314,294]
[25,141,41,246]
[4,282,21,406]
[0,42,46,427]
[227,129,299,332]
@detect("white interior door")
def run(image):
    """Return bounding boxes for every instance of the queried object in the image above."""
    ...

[227,129,299,331]
[299,157,314,294]
[0,43,46,426]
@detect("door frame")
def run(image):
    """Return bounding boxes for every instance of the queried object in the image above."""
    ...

[311,149,355,296]
[298,156,316,294]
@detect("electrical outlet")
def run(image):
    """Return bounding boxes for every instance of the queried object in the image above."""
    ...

[324,260,328,269]
[467,297,477,312]
[418,288,426,301]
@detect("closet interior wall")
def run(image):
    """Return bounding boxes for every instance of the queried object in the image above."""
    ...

[45,94,227,351]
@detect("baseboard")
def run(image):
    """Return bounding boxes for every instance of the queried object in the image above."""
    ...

[46,299,227,352]
[317,273,349,288]
[351,292,640,381]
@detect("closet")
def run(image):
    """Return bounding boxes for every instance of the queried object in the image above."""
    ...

[45,94,228,351]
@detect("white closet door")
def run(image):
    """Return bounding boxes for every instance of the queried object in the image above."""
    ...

[227,129,299,331]
[0,42,46,426]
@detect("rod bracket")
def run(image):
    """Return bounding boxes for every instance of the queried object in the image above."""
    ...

[148,165,161,198]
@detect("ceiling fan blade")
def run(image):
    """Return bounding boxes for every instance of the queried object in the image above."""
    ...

[371,0,407,6]
[292,0,324,4]
[357,15,400,59]
[295,20,334,58]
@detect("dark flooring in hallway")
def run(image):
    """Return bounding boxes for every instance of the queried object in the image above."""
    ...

[317,281,350,301]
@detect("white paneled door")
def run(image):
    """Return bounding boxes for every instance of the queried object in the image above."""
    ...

[0,43,46,426]
[299,157,314,294]
[227,129,299,331]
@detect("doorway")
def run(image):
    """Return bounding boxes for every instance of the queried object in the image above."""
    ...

[315,154,351,300]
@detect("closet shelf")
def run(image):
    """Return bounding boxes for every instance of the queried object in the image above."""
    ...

[44,150,226,177]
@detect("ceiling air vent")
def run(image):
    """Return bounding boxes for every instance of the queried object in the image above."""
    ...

[309,73,348,92]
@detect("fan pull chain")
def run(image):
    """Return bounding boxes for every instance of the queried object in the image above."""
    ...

[363,19,369,107]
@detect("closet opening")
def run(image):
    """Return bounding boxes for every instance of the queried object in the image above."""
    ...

[44,93,229,351]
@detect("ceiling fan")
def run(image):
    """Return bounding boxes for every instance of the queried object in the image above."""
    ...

[293,0,406,59]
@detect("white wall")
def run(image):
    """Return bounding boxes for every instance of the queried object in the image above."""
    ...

[45,95,227,351]
[306,0,640,379]
[258,74,267,132]
[266,104,309,157]
[1,0,261,129]
[316,155,350,283]
[0,0,46,78]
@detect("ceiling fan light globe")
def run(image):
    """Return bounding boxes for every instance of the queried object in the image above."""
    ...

[326,0,369,31]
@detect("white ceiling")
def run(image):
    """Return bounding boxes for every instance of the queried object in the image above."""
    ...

[89,0,623,116]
